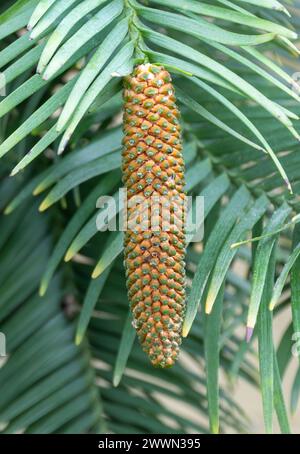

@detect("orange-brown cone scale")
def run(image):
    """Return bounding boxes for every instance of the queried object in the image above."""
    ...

[122,64,186,368]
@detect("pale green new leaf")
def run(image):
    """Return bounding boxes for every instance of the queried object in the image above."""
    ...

[42,0,124,80]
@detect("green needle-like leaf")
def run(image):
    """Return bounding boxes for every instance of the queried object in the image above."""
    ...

[205,195,269,314]
[37,0,109,74]
[183,186,251,337]
[42,0,124,81]
[39,172,119,296]
[257,246,276,434]
[113,313,136,387]
[273,349,291,434]
[204,284,224,434]
[92,231,123,279]
[75,267,111,345]
[138,5,277,45]
[58,42,134,153]
[291,224,300,341]
[39,152,121,211]
[269,240,300,311]
[28,0,57,30]
[246,203,291,339]
[57,18,129,131]
[30,0,79,40]
[150,0,296,38]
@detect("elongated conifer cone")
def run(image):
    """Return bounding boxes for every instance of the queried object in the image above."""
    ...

[122,64,186,368]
